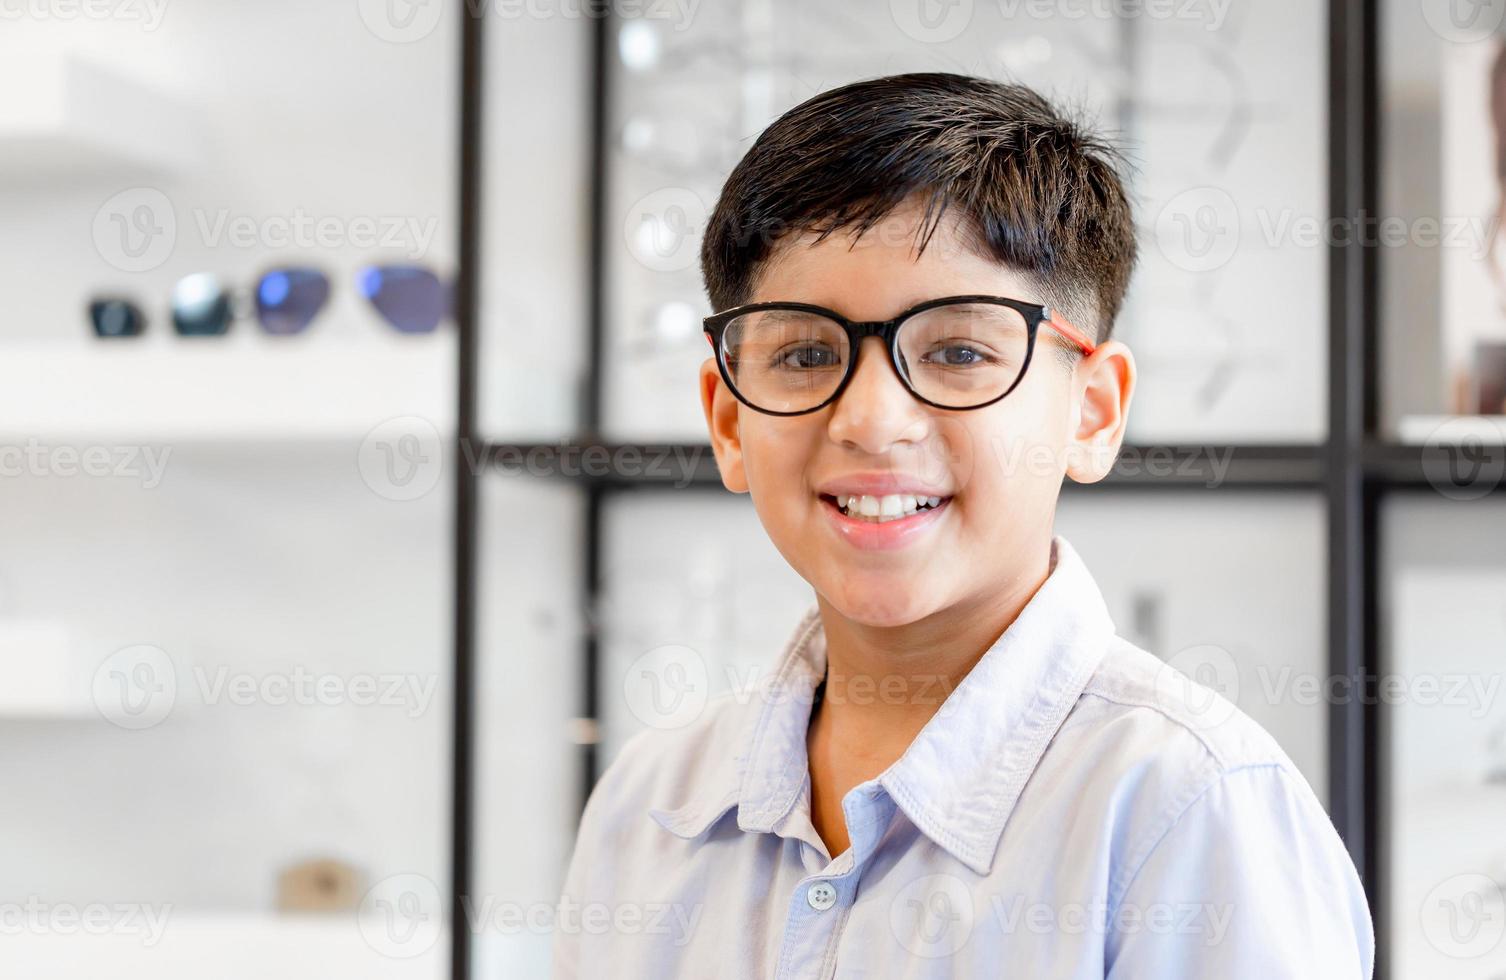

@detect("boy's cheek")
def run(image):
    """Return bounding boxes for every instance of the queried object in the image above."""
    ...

[740,419,819,478]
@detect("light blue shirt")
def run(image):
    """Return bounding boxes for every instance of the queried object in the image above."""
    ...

[551,535,1375,978]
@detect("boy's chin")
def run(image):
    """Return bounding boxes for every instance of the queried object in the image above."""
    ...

[819,579,947,630]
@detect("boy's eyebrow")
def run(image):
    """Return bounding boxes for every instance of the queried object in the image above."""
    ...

[751,294,1046,323]
[751,296,969,319]
[748,306,840,323]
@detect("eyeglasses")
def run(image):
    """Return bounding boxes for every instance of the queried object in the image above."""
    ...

[702,294,1096,416]
[88,263,452,338]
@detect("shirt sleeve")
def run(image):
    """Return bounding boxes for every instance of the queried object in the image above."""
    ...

[548,796,591,980]
[1104,763,1375,979]
[548,733,646,980]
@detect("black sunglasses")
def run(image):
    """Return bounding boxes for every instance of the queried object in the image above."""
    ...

[702,294,1096,416]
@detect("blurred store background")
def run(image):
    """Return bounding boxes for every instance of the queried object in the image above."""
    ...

[1,0,1504,978]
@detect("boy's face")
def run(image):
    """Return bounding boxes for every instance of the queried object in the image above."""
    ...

[700,196,1135,628]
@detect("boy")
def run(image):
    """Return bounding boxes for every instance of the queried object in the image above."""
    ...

[551,73,1374,977]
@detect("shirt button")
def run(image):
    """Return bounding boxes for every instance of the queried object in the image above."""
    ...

[807,881,837,911]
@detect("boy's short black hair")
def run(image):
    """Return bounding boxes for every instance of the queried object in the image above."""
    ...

[699,72,1138,361]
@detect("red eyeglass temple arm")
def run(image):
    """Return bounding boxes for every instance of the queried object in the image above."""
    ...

[1043,308,1096,356]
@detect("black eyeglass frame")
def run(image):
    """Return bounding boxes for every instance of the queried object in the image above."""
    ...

[702,293,1097,417]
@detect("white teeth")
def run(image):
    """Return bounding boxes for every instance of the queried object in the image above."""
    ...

[833,492,947,523]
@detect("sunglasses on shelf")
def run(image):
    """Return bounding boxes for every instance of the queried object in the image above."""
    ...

[88,263,452,338]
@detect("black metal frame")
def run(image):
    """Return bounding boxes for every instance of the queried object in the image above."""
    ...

[1327,0,1380,969]
[448,3,1505,978]
[449,3,483,978]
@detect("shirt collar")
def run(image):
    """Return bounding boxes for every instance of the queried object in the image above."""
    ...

[649,534,1116,876]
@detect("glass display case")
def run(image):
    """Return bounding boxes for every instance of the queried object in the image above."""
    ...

[594,491,811,765]
[1382,497,1506,980]
[600,1,1328,443]
[1057,492,1330,796]
[1381,0,1506,443]
[472,474,584,979]
[477,14,592,443]
[468,4,1506,976]
[22,2,1492,978]
[0,4,457,977]
[465,5,1365,979]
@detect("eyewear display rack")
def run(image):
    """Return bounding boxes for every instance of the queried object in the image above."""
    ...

[447,3,1495,978]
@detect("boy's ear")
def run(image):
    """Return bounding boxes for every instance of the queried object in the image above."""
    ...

[700,357,750,493]
[1064,339,1136,485]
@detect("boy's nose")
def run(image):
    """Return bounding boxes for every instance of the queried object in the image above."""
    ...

[825,336,929,452]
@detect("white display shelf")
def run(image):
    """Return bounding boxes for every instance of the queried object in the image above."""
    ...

[0,621,92,720]
[0,690,92,721]
[0,914,444,980]
[0,56,203,182]
[1397,414,1506,445]
[0,339,456,443]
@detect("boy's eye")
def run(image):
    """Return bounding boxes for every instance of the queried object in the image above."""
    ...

[920,343,997,368]
[775,343,842,369]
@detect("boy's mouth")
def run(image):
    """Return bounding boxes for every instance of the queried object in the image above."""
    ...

[818,492,952,524]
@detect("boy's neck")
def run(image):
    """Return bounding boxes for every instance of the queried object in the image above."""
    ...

[803,541,1055,860]
[808,540,1055,750]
